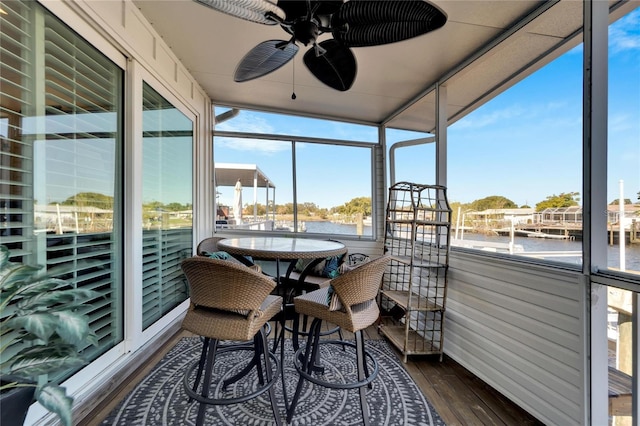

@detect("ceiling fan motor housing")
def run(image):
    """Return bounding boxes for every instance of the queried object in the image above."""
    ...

[291,18,320,46]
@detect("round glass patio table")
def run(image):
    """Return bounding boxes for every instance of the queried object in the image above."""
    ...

[217,236,346,261]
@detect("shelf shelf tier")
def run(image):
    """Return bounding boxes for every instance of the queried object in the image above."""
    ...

[380,289,443,311]
[378,317,444,363]
[383,259,449,309]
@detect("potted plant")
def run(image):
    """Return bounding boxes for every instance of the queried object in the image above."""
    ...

[0,245,98,426]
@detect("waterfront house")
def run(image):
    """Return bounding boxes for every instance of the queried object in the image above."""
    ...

[465,208,536,227]
[1,1,639,425]
[539,206,583,224]
[608,205,640,228]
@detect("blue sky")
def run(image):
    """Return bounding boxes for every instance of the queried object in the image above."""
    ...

[445,7,640,207]
[216,7,639,210]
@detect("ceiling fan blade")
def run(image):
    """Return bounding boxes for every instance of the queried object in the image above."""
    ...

[332,0,447,47]
[235,40,299,82]
[276,0,308,21]
[194,0,285,25]
[303,39,356,92]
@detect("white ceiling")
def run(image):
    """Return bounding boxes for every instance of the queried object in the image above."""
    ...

[133,0,635,133]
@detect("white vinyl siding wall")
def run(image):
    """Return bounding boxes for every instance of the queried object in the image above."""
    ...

[446,251,586,425]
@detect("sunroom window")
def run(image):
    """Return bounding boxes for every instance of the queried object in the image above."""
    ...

[0,0,124,368]
[213,108,376,238]
[141,83,193,329]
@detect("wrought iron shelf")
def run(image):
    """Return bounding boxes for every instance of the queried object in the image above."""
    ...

[381,182,451,363]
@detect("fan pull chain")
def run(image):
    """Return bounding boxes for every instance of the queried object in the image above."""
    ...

[291,60,297,100]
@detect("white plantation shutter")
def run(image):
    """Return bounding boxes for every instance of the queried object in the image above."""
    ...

[0,0,124,364]
[141,83,193,329]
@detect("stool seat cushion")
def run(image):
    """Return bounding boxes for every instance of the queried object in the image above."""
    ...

[284,270,332,288]
[183,294,281,341]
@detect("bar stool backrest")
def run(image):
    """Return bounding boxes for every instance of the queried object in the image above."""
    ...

[330,255,390,309]
[181,256,275,315]
[196,237,225,256]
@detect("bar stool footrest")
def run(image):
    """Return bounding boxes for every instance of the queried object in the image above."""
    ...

[293,340,379,390]
[184,346,280,405]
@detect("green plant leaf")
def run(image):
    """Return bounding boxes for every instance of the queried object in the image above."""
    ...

[53,311,97,346]
[15,277,67,298]
[0,245,8,266]
[8,344,86,377]
[16,287,98,312]
[6,313,59,342]
[37,383,73,426]
[0,263,42,293]
[1,245,95,424]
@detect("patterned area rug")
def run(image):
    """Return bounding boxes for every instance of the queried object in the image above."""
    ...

[102,337,445,425]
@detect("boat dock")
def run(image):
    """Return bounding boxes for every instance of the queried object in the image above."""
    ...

[493,222,639,244]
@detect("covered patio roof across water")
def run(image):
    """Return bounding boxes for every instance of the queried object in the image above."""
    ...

[214,163,275,190]
[214,163,276,220]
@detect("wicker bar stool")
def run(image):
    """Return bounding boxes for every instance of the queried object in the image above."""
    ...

[180,257,283,426]
[286,255,391,425]
[279,242,349,354]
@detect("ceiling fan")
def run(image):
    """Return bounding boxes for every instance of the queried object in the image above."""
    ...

[194,0,447,91]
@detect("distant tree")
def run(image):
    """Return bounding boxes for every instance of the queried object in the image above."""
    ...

[448,201,475,228]
[521,204,531,209]
[298,202,321,216]
[144,201,164,211]
[60,192,113,209]
[449,201,463,224]
[469,195,517,211]
[334,197,371,217]
[609,199,632,205]
[535,192,580,211]
[637,190,639,202]
[243,203,266,216]
[277,203,294,215]
[165,202,191,211]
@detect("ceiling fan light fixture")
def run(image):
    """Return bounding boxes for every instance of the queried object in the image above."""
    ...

[193,0,286,25]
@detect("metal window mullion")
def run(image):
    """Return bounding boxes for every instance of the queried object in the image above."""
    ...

[583,0,609,425]
[435,82,447,189]
[632,293,640,426]
[292,141,297,230]
[253,169,258,220]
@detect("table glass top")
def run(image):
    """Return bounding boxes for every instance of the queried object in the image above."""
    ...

[217,237,346,260]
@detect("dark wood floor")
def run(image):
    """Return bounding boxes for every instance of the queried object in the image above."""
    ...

[80,322,544,426]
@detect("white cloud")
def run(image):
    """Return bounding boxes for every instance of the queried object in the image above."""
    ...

[215,136,287,154]
[454,105,527,129]
[610,9,640,54]
[215,113,288,154]
[609,112,636,133]
[216,113,273,133]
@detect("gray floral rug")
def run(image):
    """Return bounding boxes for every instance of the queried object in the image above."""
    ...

[101,336,444,425]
